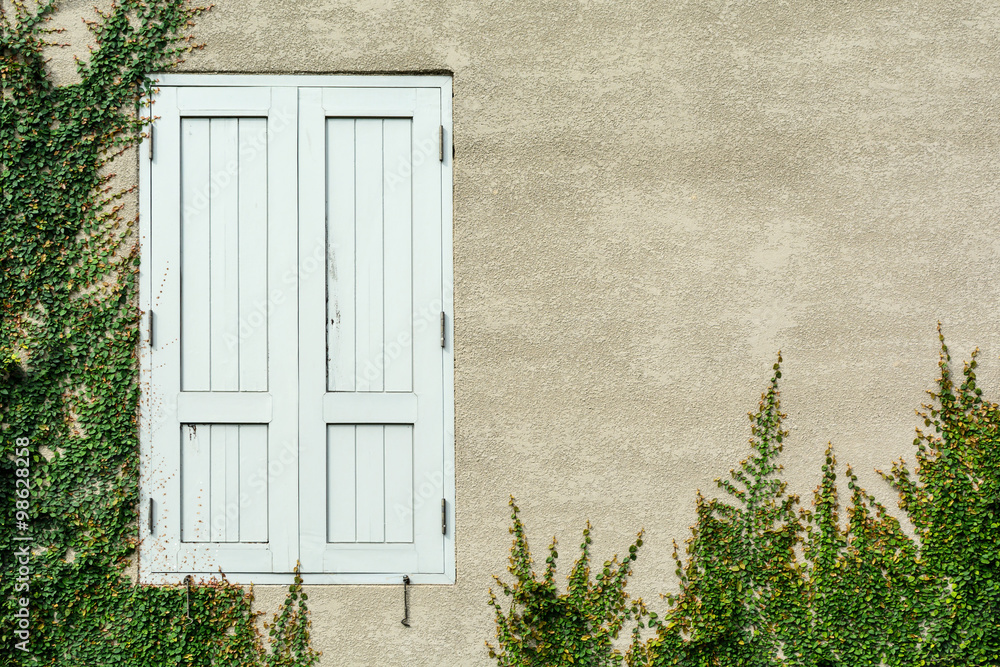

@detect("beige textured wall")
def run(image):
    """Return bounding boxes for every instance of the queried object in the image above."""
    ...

[41,0,1000,664]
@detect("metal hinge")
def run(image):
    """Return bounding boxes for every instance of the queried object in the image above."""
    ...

[439,125,444,162]
[148,498,154,534]
[147,309,154,347]
[148,125,154,161]
[440,312,446,348]
[441,498,447,535]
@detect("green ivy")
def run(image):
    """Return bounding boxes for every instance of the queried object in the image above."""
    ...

[885,332,1000,665]
[645,356,806,667]
[487,498,647,666]
[264,572,320,667]
[492,335,1000,666]
[1,2,318,664]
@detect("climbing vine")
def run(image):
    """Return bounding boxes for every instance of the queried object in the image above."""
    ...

[491,333,1000,666]
[1,2,317,664]
[487,500,647,666]
[885,334,1000,665]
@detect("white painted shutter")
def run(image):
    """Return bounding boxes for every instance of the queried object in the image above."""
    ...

[142,78,452,582]
[297,87,448,577]
[142,86,299,576]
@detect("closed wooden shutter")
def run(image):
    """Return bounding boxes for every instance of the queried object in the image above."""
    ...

[140,77,452,583]
[298,87,447,577]
[142,86,299,576]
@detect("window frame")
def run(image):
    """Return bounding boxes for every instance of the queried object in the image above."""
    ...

[137,74,455,585]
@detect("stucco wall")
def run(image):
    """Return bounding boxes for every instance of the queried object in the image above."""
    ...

[43,0,1000,664]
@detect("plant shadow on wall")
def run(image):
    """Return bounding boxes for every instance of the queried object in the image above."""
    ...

[489,333,1000,667]
[1,2,318,665]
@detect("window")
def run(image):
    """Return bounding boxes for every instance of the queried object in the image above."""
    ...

[138,76,454,584]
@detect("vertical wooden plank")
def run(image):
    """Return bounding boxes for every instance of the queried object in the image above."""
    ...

[355,425,385,543]
[210,423,228,542]
[181,424,211,543]
[268,86,300,572]
[225,425,240,542]
[382,119,413,393]
[138,87,158,571]
[327,119,356,392]
[295,87,326,571]
[210,118,240,391]
[411,88,447,573]
[439,78,457,583]
[238,118,269,392]
[384,425,413,543]
[354,119,384,392]
[238,424,268,542]
[146,86,185,572]
[180,118,212,392]
[326,425,357,542]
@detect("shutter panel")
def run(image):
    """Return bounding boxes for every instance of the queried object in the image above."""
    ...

[141,77,452,583]
[142,86,299,576]
[298,87,447,576]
